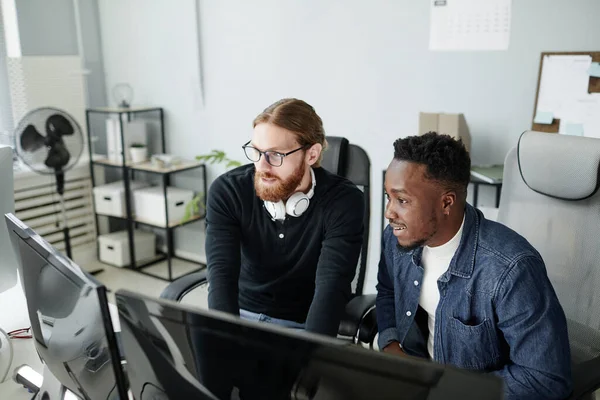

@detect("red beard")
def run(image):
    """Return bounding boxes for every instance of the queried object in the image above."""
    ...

[254,162,305,202]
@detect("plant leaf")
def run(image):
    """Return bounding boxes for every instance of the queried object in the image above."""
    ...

[226,160,241,169]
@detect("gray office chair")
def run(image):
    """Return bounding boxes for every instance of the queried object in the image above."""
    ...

[497,130,600,400]
[161,136,377,345]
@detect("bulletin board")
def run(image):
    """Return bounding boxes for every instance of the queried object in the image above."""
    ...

[531,52,600,137]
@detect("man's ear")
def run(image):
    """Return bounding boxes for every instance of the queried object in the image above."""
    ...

[305,143,322,166]
[441,191,456,216]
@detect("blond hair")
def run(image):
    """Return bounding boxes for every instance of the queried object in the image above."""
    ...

[253,98,328,167]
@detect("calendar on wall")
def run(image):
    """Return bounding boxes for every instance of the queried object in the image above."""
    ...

[429,0,512,51]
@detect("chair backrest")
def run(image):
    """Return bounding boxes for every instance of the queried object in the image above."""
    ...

[322,136,371,295]
[321,136,349,176]
[497,130,600,364]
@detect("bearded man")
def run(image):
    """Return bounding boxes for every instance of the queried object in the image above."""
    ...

[205,98,364,336]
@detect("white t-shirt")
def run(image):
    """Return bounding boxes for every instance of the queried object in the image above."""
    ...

[419,216,465,359]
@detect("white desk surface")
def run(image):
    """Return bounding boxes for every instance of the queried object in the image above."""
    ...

[0,280,120,399]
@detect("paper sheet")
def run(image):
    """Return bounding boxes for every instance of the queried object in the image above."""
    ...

[558,94,600,139]
[533,111,554,125]
[537,55,592,120]
[429,0,512,51]
[582,94,600,139]
[589,62,600,78]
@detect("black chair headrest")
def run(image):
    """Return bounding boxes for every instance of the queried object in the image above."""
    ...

[321,136,349,176]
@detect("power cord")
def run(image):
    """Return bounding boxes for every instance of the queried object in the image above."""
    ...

[0,327,15,383]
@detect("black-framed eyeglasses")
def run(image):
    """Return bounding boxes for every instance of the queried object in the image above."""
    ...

[242,141,306,167]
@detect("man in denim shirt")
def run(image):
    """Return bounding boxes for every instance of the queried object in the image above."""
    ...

[376,132,572,399]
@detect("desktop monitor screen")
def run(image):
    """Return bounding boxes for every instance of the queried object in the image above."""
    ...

[116,289,503,400]
[0,146,17,293]
[5,213,128,400]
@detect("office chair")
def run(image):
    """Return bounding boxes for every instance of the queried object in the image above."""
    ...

[160,136,377,346]
[497,130,600,400]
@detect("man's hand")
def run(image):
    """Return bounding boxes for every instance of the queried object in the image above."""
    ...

[382,341,406,357]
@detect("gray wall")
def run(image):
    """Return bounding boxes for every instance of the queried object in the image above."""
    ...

[16,0,79,56]
[97,0,600,291]
[13,0,108,144]
[78,0,108,109]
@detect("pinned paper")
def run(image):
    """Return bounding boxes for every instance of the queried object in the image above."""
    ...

[565,123,584,136]
[536,55,592,119]
[589,62,600,78]
[534,111,554,125]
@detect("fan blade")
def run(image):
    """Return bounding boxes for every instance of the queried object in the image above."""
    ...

[46,114,74,140]
[20,125,46,152]
[45,140,70,170]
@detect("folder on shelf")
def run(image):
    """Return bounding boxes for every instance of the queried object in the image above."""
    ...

[470,165,504,184]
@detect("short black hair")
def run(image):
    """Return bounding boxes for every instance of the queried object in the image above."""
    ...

[393,132,471,196]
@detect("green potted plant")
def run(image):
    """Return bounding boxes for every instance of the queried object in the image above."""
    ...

[182,150,242,222]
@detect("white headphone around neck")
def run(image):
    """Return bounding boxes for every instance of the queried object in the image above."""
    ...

[264,168,316,221]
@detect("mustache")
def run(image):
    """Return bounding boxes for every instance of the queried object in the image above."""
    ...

[256,171,279,180]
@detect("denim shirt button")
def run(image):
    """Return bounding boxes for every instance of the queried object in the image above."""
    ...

[413,280,419,286]
[406,311,412,317]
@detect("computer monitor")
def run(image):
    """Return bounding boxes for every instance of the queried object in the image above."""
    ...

[0,145,17,293]
[116,289,503,400]
[5,213,128,400]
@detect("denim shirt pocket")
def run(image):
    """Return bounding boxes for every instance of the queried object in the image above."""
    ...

[445,316,501,371]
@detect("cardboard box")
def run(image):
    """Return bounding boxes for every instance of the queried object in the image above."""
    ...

[418,112,471,152]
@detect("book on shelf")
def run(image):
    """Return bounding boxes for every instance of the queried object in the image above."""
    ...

[470,165,504,184]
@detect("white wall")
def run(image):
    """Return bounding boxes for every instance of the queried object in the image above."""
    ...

[97,0,600,292]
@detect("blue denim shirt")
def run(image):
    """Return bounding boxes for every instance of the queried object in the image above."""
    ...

[376,204,572,400]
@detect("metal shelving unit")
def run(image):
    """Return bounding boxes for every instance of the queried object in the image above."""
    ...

[86,107,207,281]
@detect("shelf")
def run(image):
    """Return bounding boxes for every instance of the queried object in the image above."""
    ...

[129,253,167,268]
[134,256,205,282]
[95,213,128,221]
[87,106,162,114]
[87,105,206,282]
[134,214,204,229]
[91,156,204,174]
[96,213,205,229]
[92,157,132,168]
[129,160,204,174]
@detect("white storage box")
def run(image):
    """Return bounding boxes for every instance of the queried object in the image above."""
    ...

[98,230,155,267]
[93,180,149,217]
[133,186,194,227]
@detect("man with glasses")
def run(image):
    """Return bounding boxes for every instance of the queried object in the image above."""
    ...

[205,98,364,336]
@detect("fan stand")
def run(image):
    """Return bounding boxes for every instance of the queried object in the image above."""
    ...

[54,172,73,260]
[55,171,103,276]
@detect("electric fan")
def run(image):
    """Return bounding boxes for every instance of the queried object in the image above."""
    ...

[13,107,84,259]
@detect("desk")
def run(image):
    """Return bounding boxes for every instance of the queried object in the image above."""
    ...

[0,281,43,399]
[471,177,503,208]
[0,280,120,399]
